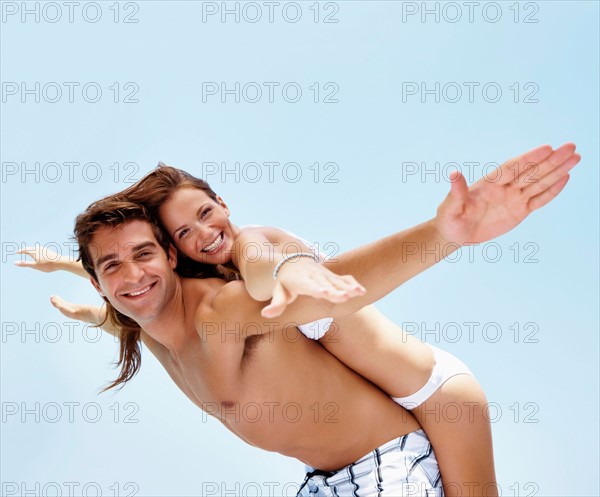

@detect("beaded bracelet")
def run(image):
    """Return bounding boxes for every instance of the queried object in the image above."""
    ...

[272,252,320,280]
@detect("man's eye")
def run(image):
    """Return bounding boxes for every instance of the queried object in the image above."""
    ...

[137,251,152,258]
[103,262,118,272]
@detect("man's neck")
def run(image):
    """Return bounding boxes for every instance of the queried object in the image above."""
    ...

[137,276,190,359]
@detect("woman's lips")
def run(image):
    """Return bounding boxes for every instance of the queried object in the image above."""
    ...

[201,232,224,254]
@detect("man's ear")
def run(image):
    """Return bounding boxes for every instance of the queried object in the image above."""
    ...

[216,195,230,216]
[90,276,105,297]
[167,243,178,269]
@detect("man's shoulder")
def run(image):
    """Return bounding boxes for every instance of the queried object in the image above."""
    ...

[206,278,255,318]
[178,276,251,321]
[187,278,265,349]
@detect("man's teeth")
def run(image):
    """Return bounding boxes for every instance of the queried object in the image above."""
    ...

[127,285,152,297]
[202,233,223,252]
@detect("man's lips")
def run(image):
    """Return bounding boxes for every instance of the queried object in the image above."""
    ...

[121,281,157,298]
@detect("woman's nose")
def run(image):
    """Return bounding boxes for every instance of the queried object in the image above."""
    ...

[193,224,213,251]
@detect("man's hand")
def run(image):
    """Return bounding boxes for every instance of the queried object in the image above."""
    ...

[433,142,581,246]
[49,296,118,337]
[15,246,88,277]
[261,259,365,319]
[50,295,105,325]
[15,246,69,272]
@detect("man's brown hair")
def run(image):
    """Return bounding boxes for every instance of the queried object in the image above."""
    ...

[74,196,172,393]
[75,165,229,393]
[119,163,222,279]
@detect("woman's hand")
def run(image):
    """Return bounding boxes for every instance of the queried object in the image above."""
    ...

[261,258,366,318]
[433,143,581,246]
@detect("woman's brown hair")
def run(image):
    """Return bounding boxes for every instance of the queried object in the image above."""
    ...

[120,163,224,279]
[76,165,232,393]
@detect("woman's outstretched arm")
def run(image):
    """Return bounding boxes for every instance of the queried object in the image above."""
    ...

[316,143,579,308]
[262,142,580,317]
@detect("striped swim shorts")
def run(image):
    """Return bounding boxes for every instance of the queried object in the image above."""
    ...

[296,429,443,497]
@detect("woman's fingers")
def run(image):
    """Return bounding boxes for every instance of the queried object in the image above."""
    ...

[511,143,576,189]
[273,266,366,313]
[491,144,554,186]
[261,282,293,318]
[320,273,365,298]
[444,170,469,216]
[305,273,365,304]
[336,275,366,296]
[521,153,580,199]
[527,174,571,212]
[312,277,351,302]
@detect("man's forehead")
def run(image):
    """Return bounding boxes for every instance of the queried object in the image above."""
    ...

[88,220,158,258]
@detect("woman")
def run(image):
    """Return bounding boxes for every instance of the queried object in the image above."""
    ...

[19,143,578,495]
[19,140,580,496]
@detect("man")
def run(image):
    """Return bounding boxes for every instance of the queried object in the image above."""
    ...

[75,198,443,496]
[21,143,579,496]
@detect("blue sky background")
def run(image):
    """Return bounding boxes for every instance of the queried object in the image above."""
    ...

[1,1,598,496]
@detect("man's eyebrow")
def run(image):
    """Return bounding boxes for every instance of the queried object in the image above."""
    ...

[94,241,158,269]
[172,202,210,237]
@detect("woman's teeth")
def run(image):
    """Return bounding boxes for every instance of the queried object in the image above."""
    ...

[202,233,223,253]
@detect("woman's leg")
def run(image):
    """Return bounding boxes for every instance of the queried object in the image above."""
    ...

[412,374,498,497]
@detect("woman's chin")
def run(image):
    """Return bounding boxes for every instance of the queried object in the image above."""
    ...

[193,251,230,266]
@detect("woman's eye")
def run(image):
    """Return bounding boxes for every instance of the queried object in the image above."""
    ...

[201,208,212,219]
[178,228,190,239]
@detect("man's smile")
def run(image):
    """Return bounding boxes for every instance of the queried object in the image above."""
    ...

[121,281,157,298]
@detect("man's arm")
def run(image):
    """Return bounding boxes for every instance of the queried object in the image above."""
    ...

[16,246,88,278]
[49,296,119,337]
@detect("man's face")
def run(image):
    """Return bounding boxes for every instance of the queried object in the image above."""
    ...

[88,220,178,324]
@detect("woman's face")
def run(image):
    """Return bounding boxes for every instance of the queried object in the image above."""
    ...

[158,187,237,265]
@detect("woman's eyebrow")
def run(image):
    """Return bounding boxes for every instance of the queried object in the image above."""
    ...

[173,202,210,236]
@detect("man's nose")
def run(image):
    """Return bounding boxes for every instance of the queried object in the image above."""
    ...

[122,261,144,282]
